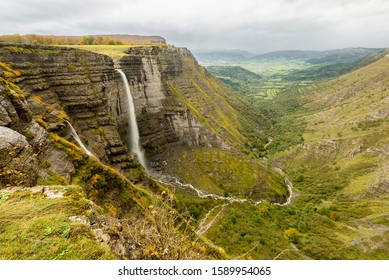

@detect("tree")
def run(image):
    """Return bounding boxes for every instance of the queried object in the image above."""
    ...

[82,36,94,45]
[95,36,104,45]
[284,227,300,243]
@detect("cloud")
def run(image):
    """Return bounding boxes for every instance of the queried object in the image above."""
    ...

[0,0,388,52]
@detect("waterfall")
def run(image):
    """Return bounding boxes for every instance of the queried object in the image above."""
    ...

[66,121,94,157]
[116,69,147,169]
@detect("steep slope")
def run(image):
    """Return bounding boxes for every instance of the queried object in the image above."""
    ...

[287,51,389,198]
[268,51,389,259]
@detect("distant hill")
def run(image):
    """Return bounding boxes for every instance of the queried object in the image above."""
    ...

[207,65,261,81]
[206,65,262,96]
[253,50,320,60]
[252,48,384,62]
[196,48,386,66]
[194,50,255,65]
[284,49,387,81]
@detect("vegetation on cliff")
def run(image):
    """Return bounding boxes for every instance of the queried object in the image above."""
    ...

[0,42,288,260]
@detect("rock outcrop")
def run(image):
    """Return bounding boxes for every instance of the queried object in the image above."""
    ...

[0,74,48,188]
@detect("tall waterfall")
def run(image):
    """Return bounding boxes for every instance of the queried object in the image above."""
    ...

[116,69,147,169]
[66,121,94,157]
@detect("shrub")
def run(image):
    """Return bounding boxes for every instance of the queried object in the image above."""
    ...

[284,227,300,243]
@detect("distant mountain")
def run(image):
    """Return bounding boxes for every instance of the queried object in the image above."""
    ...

[196,48,386,66]
[305,48,385,64]
[193,50,255,65]
[253,48,385,63]
[253,50,320,60]
[284,48,387,81]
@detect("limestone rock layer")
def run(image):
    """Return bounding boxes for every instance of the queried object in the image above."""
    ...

[1,44,240,181]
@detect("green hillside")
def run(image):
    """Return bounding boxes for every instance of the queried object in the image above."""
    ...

[184,49,389,260]
[207,65,262,95]
[265,51,389,259]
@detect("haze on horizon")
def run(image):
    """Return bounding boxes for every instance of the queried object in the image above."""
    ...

[0,0,388,53]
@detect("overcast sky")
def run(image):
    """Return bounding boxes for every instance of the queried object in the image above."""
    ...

[1,0,389,53]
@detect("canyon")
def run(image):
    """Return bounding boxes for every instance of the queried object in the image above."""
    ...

[0,43,286,259]
[1,42,387,260]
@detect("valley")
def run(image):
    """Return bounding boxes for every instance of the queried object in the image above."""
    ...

[0,40,388,260]
[200,48,386,100]
[196,48,389,259]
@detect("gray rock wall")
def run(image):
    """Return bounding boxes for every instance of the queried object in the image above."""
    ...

[116,46,227,157]
[1,44,231,182]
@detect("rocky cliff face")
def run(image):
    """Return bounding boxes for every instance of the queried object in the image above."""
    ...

[0,44,245,183]
[115,46,243,158]
[0,77,47,187]
[0,44,142,182]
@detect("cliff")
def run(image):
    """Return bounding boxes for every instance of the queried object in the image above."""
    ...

[116,46,250,154]
[0,45,246,171]
[0,43,288,259]
[0,42,287,199]
[0,44,220,259]
[0,45,141,181]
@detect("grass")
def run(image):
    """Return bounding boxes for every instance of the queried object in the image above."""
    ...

[0,131,219,260]
[66,45,131,58]
[49,132,152,215]
[66,44,167,59]
[0,186,115,260]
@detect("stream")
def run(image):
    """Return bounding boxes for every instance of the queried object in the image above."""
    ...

[153,167,293,207]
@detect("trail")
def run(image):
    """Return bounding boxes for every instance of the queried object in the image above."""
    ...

[264,137,273,149]
[153,168,293,244]
[196,204,227,237]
